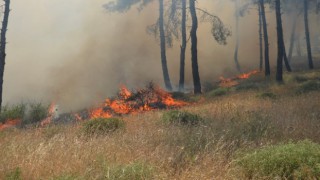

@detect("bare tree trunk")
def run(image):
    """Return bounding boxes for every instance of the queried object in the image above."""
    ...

[179,0,187,91]
[304,0,314,69]
[288,14,299,61]
[258,4,263,71]
[189,0,201,94]
[259,0,270,76]
[283,39,292,72]
[234,0,241,72]
[159,0,173,91]
[296,34,302,57]
[275,0,284,82]
[0,0,10,111]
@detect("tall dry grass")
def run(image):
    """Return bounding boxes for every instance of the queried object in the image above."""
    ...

[1,71,320,179]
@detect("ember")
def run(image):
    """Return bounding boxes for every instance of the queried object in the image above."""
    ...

[90,83,188,119]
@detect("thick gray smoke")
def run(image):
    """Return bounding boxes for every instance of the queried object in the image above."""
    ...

[3,0,318,111]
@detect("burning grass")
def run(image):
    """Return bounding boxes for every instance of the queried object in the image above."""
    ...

[90,83,189,119]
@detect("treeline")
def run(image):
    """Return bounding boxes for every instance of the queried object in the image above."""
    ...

[104,0,320,94]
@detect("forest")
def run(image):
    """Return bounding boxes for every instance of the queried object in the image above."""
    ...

[0,0,320,179]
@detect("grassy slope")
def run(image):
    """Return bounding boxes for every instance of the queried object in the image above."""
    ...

[1,70,320,179]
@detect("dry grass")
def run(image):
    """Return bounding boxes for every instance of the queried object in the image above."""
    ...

[1,71,320,179]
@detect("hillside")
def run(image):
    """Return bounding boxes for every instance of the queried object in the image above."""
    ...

[1,70,320,179]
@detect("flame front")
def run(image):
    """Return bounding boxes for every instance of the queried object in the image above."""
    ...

[219,70,260,87]
[89,85,188,119]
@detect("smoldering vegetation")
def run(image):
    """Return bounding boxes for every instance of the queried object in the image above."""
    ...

[3,0,320,111]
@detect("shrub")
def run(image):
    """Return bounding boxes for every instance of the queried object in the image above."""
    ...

[296,80,320,94]
[170,92,191,102]
[232,140,320,179]
[162,110,202,125]
[82,118,125,135]
[226,111,272,143]
[207,88,229,97]
[0,104,26,123]
[257,92,277,99]
[23,103,50,125]
[5,167,22,180]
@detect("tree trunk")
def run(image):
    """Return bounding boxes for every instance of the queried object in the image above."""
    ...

[259,0,270,76]
[179,0,187,91]
[159,0,173,91]
[258,4,263,71]
[282,39,292,72]
[304,0,314,69]
[0,0,10,111]
[189,0,201,94]
[296,34,302,57]
[234,0,241,72]
[275,0,284,82]
[288,15,298,61]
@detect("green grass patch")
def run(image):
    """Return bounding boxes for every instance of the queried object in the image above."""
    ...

[82,118,125,136]
[235,82,262,91]
[88,159,154,180]
[5,167,22,180]
[256,92,277,99]
[296,80,320,94]
[207,88,229,97]
[232,140,320,179]
[104,162,154,180]
[162,110,202,126]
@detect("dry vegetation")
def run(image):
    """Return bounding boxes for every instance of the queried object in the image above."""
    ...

[1,70,320,179]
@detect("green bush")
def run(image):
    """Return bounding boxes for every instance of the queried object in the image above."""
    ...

[82,118,125,135]
[257,92,277,99]
[233,140,320,179]
[296,80,320,94]
[5,167,22,180]
[0,104,26,123]
[162,110,202,125]
[207,88,229,97]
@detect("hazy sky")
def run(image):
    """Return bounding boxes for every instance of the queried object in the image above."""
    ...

[3,0,312,111]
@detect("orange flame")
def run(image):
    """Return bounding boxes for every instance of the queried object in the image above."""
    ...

[89,85,188,119]
[219,70,260,88]
[40,102,57,127]
[237,70,259,79]
[0,119,21,131]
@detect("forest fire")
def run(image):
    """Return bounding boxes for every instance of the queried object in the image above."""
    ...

[90,84,188,119]
[219,70,260,87]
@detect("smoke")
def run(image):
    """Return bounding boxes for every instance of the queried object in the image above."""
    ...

[3,0,317,111]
